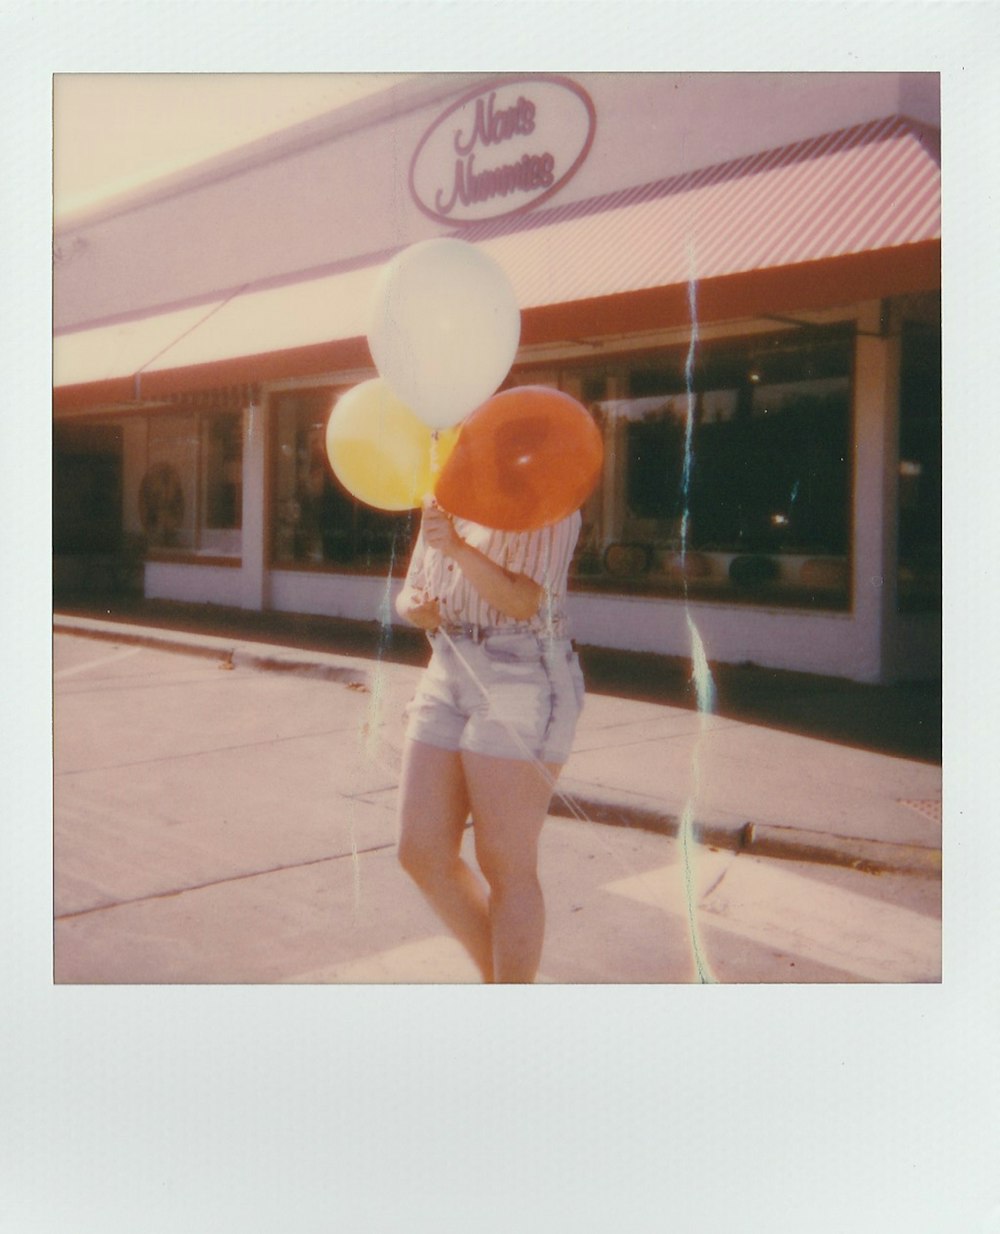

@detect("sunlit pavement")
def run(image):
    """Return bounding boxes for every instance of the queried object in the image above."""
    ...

[52,632,941,984]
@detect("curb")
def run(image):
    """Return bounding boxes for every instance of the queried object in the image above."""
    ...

[550,791,940,877]
[54,614,375,686]
[742,822,941,877]
[55,615,940,879]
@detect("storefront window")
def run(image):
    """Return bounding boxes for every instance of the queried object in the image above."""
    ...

[141,409,242,555]
[200,412,243,550]
[271,388,415,571]
[566,329,853,607]
[897,302,941,612]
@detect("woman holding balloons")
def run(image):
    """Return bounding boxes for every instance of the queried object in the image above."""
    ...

[394,500,585,983]
[331,238,603,981]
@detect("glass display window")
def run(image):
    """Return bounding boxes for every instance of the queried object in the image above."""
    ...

[200,411,243,552]
[271,388,416,572]
[143,414,198,550]
[141,408,242,556]
[265,329,855,606]
[897,297,941,612]
[561,327,854,607]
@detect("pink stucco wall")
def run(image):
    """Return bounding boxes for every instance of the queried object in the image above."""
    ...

[54,72,938,332]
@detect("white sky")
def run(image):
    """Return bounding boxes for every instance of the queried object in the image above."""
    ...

[53,73,408,218]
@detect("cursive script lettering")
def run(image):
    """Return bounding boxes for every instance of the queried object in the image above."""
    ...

[410,76,595,223]
[453,94,536,156]
[435,150,556,215]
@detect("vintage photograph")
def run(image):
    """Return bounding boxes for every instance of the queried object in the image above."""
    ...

[53,70,942,985]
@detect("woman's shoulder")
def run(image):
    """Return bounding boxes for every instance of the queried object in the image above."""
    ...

[545,510,583,541]
[458,510,582,540]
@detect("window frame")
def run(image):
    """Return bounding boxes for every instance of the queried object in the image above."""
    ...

[142,405,244,564]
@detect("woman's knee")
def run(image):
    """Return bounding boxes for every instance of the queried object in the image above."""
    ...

[397,828,428,880]
[398,826,455,886]
[474,833,538,894]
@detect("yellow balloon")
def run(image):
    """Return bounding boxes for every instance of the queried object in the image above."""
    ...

[325,379,458,511]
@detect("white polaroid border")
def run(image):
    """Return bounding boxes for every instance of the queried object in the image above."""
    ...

[8,4,999,1231]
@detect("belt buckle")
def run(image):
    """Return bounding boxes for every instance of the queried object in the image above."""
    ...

[442,621,479,641]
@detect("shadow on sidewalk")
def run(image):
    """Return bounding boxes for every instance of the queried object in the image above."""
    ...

[54,592,942,765]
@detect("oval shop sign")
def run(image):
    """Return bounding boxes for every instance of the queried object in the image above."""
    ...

[409,75,596,226]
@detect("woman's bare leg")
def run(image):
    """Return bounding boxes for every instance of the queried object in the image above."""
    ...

[461,752,561,984]
[397,739,493,981]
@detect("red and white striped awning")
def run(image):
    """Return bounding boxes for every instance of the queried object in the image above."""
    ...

[476,114,939,304]
[54,115,939,407]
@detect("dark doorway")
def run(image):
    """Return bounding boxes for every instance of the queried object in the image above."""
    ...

[53,422,132,596]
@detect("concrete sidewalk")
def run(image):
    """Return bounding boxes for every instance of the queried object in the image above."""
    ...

[54,612,942,877]
[52,627,942,983]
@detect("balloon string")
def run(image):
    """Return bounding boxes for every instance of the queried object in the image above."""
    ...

[434,627,676,907]
[428,430,441,498]
[435,627,583,816]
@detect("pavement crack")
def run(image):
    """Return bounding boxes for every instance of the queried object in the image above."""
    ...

[698,852,739,901]
[57,673,254,697]
[55,727,368,774]
[575,721,739,755]
[55,841,397,920]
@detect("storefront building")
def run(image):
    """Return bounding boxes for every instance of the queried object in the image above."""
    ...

[53,72,941,683]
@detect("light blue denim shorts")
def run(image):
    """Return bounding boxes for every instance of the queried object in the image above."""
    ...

[404,626,586,764]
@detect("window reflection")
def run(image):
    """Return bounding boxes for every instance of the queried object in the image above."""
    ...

[271,388,415,570]
[142,410,242,555]
[572,330,853,607]
[144,414,197,550]
[897,304,941,612]
[264,331,856,607]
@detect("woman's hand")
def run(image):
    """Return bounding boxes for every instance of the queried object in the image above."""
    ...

[416,500,543,623]
[397,588,441,631]
[421,503,463,557]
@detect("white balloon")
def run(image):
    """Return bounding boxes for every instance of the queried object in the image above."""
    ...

[367,238,521,430]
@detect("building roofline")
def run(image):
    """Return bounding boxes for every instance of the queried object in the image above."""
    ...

[55,111,938,338]
[54,72,494,235]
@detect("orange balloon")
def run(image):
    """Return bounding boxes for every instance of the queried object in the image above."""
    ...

[434,386,604,531]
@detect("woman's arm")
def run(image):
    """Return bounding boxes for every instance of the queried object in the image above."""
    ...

[395,524,442,630]
[422,505,543,622]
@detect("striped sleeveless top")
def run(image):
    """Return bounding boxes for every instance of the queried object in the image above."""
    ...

[404,510,581,634]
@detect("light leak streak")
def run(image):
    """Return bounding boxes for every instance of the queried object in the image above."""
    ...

[676,260,718,984]
[350,832,363,921]
[365,537,399,762]
[789,478,801,514]
[350,521,403,916]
